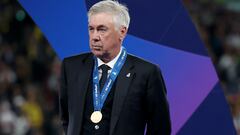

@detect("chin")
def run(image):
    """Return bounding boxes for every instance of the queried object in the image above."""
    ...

[92,51,103,58]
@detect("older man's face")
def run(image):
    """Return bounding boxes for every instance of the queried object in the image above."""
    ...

[88,13,126,62]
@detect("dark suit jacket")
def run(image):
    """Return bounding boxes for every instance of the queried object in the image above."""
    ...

[59,53,171,135]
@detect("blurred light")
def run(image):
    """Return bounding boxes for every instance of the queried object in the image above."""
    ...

[226,1,240,12]
[16,10,26,21]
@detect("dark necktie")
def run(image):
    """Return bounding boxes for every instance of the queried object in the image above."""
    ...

[99,64,110,91]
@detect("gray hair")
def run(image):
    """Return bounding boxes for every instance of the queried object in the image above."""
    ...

[88,0,130,29]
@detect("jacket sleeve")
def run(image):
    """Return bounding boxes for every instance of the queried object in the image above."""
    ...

[59,59,69,135]
[145,65,171,135]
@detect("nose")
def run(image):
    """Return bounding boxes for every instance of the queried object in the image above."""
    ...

[91,30,100,42]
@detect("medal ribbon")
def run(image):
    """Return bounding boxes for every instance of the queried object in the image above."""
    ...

[92,47,127,111]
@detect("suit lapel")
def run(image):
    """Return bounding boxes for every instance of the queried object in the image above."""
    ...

[74,54,93,134]
[110,55,135,135]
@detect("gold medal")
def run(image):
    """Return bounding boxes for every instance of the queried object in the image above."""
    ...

[90,111,102,123]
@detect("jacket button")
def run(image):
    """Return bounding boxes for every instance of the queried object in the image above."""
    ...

[94,125,99,130]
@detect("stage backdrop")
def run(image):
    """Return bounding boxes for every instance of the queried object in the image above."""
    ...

[18,0,237,134]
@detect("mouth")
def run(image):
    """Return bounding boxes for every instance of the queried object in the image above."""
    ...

[91,45,102,50]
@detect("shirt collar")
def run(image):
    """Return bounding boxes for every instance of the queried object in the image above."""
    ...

[97,47,122,69]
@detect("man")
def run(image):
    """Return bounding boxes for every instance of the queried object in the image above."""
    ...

[59,0,171,135]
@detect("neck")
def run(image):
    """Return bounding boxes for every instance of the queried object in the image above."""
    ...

[99,48,121,63]
[100,57,112,63]
[100,53,117,63]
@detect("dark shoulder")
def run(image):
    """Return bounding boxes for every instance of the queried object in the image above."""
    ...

[63,52,92,64]
[127,53,159,70]
[127,54,164,83]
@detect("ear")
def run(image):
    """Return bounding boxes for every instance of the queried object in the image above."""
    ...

[119,26,128,41]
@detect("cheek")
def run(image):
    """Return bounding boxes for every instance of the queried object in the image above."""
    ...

[103,39,114,49]
[101,33,119,49]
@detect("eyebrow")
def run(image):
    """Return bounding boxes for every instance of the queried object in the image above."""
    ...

[97,25,108,29]
[89,25,108,28]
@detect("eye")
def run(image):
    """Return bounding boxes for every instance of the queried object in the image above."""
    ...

[88,27,94,32]
[98,28,107,32]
